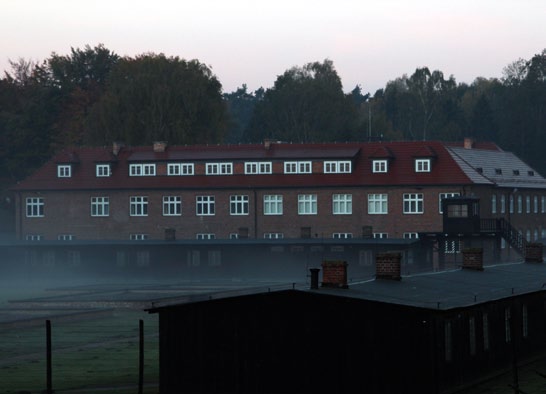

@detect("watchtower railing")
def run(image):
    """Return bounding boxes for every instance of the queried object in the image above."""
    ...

[480,218,526,255]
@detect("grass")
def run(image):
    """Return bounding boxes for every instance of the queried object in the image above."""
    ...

[0,310,159,394]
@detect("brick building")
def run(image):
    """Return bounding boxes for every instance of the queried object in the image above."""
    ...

[11,138,546,248]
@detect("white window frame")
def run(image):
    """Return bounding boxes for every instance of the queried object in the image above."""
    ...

[58,234,75,241]
[403,193,424,214]
[501,194,506,214]
[517,195,522,213]
[284,161,311,174]
[415,159,431,172]
[333,233,353,239]
[245,162,272,174]
[26,197,44,217]
[163,196,181,216]
[57,164,71,178]
[206,163,233,175]
[368,194,388,214]
[91,197,109,217]
[298,194,317,215]
[130,234,148,241]
[130,163,156,176]
[526,195,531,213]
[264,195,283,215]
[196,233,216,240]
[444,240,460,254]
[26,234,43,241]
[168,163,194,175]
[196,195,215,216]
[130,196,148,216]
[439,192,460,214]
[230,195,249,215]
[403,232,419,239]
[491,194,497,214]
[96,164,110,177]
[324,161,351,174]
[264,232,284,239]
[373,233,388,239]
[332,194,352,215]
[372,160,388,173]
[534,196,538,214]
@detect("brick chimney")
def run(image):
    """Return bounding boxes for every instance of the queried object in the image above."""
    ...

[112,141,124,156]
[525,243,543,263]
[321,261,348,289]
[153,141,167,153]
[464,137,474,149]
[462,248,484,270]
[375,252,402,280]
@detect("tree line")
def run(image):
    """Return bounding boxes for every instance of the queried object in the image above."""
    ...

[0,44,544,194]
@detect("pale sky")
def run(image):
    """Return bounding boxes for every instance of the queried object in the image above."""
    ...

[1,0,544,94]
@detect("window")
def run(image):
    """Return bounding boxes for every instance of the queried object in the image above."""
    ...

[168,163,194,175]
[230,195,249,215]
[196,196,215,215]
[91,197,109,217]
[403,232,419,239]
[517,195,522,213]
[415,159,431,172]
[57,165,71,178]
[264,195,283,215]
[483,313,490,351]
[264,233,284,239]
[509,195,514,213]
[439,192,460,214]
[403,193,423,214]
[526,195,531,213]
[528,170,535,176]
[542,196,546,213]
[501,195,506,214]
[284,161,311,174]
[444,240,460,254]
[245,162,272,174]
[130,234,148,240]
[534,196,538,213]
[368,194,388,214]
[372,160,388,173]
[130,196,148,216]
[26,197,44,217]
[333,194,352,214]
[298,194,317,215]
[469,317,476,356]
[58,234,74,241]
[206,163,233,175]
[495,168,502,175]
[491,194,497,214]
[26,234,43,241]
[333,233,353,239]
[129,163,156,176]
[163,196,181,216]
[373,233,388,239]
[95,164,111,177]
[196,233,216,240]
[447,204,468,218]
[513,169,520,176]
[324,161,351,173]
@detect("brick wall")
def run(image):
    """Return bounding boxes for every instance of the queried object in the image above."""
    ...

[376,252,402,280]
[321,261,348,288]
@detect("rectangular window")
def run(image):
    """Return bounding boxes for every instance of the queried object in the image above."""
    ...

[58,234,75,241]
[491,194,497,214]
[373,233,388,239]
[509,195,514,213]
[447,204,468,218]
[196,233,216,240]
[196,195,215,216]
[130,234,148,240]
[324,161,351,173]
[284,161,311,174]
[368,194,388,214]
[439,192,460,214]
[444,240,460,254]
[206,163,233,175]
[162,196,181,216]
[26,197,44,217]
[264,195,283,215]
[517,195,522,213]
[91,197,109,217]
[415,159,431,172]
[264,232,284,239]
[96,164,111,177]
[245,162,272,174]
[403,193,423,214]
[501,194,506,214]
[534,196,538,214]
[526,196,531,213]
[298,194,317,215]
[26,234,43,241]
[542,196,546,213]
[483,313,490,350]
[130,164,156,176]
[333,233,353,239]
[57,165,71,178]
[469,317,476,356]
[372,160,387,173]
[230,195,249,215]
[403,232,419,239]
[333,194,352,214]
[168,163,194,175]
[130,196,148,216]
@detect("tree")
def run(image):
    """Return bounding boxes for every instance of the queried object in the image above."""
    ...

[245,59,357,142]
[223,84,261,143]
[86,53,229,145]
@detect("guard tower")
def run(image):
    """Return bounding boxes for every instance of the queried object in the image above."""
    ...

[441,196,481,235]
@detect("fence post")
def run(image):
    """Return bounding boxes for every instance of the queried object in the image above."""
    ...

[46,319,52,394]
[139,319,144,394]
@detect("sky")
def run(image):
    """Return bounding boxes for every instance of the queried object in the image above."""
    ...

[1,0,544,94]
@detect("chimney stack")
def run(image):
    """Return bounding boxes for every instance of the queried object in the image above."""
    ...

[112,141,124,156]
[375,252,402,280]
[462,248,484,270]
[153,141,167,153]
[321,261,348,289]
[464,137,474,149]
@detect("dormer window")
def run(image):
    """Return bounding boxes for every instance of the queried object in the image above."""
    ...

[96,164,111,177]
[415,159,431,173]
[528,170,535,176]
[57,165,71,178]
[324,161,351,174]
[495,168,502,175]
[284,161,311,174]
[476,167,483,174]
[206,163,233,175]
[130,163,156,176]
[513,170,520,176]
[372,160,388,173]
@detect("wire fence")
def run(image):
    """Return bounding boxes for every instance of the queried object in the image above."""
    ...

[0,310,158,394]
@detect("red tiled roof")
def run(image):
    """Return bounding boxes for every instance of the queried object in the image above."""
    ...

[11,141,475,192]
